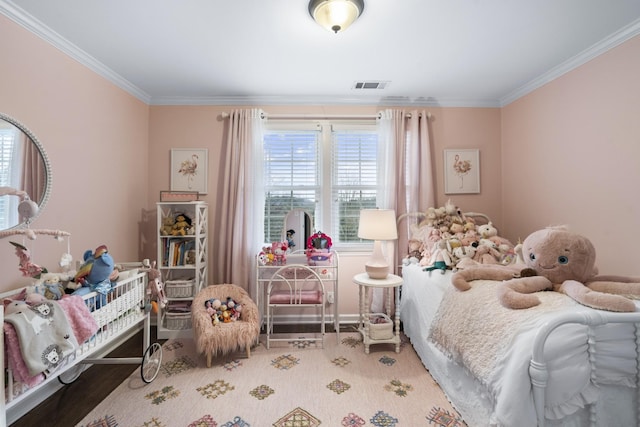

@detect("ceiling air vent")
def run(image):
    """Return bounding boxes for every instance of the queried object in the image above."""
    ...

[352,81,389,90]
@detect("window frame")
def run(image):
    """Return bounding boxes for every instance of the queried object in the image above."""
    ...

[263,119,379,252]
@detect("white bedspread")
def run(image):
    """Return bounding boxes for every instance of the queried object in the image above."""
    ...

[400,265,639,427]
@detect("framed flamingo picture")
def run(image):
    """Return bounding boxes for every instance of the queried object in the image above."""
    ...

[444,149,480,194]
[170,148,208,194]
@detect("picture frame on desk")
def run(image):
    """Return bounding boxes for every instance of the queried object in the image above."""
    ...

[170,148,208,194]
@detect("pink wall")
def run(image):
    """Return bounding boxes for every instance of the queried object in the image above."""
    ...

[147,106,503,285]
[501,35,640,275]
[0,15,149,292]
[6,10,637,305]
[428,107,503,225]
[146,105,501,315]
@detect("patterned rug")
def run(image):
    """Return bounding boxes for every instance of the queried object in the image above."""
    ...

[77,332,466,427]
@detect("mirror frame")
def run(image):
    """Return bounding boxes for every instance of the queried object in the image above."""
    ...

[283,209,314,251]
[0,112,52,230]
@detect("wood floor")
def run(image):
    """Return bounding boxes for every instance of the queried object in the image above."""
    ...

[9,324,340,426]
[10,327,165,427]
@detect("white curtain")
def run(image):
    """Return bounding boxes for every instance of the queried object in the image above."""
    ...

[216,109,265,296]
[373,109,435,310]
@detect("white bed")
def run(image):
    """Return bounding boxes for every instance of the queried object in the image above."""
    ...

[400,265,640,427]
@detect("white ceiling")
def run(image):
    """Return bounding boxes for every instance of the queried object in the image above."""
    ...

[3,0,640,107]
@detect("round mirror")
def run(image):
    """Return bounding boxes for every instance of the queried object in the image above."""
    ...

[0,112,51,230]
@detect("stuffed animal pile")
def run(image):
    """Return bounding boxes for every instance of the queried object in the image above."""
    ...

[451,226,640,312]
[205,297,242,325]
[403,200,516,272]
[258,241,289,266]
[159,213,195,236]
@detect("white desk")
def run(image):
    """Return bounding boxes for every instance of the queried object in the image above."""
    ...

[353,273,403,354]
[256,252,339,346]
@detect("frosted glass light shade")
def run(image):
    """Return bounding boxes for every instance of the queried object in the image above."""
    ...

[308,0,365,34]
[358,209,397,279]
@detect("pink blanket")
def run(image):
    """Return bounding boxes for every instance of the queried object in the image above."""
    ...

[4,295,98,387]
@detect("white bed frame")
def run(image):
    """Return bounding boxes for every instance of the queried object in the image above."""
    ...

[2,270,162,425]
[530,311,640,427]
[398,209,640,426]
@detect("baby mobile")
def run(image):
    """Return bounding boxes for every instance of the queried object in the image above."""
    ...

[0,186,73,281]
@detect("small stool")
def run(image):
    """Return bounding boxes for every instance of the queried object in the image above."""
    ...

[192,284,260,367]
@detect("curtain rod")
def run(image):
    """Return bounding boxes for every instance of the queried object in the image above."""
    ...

[220,112,431,120]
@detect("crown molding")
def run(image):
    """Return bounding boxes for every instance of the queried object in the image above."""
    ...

[149,94,501,108]
[500,17,640,107]
[0,0,152,104]
[2,0,637,109]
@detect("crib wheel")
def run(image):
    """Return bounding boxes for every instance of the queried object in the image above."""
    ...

[141,342,163,383]
[58,364,84,385]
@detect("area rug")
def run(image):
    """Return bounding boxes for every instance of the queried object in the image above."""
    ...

[77,332,466,427]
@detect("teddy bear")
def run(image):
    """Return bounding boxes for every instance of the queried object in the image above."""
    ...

[39,273,66,300]
[473,239,501,264]
[160,215,175,236]
[403,239,423,265]
[451,226,640,312]
[488,235,516,264]
[460,229,479,246]
[421,207,438,227]
[477,222,498,239]
[171,215,191,236]
[452,244,477,271]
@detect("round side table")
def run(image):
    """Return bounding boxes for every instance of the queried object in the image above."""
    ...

[353,273,403,354]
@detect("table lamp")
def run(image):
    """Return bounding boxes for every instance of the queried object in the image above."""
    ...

[357,209,398,279]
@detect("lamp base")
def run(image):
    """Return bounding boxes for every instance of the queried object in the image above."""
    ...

[365,264,389,280]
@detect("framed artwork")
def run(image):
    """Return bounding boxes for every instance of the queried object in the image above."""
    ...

[160,191,199,202]
[444,149,480,194]
[170,148,208,194]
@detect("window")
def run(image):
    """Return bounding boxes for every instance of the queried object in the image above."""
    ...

[263,121,378,249]
[0,128,18,229]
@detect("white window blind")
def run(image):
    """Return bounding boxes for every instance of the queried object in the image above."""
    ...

[263,122,379,248]
[0,129,16,228]
[331,128,378,243]
[263,129,320,243]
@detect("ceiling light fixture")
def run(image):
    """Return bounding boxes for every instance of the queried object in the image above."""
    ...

[308,0,365,34]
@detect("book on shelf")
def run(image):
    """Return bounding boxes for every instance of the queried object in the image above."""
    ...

[163,238,197,267]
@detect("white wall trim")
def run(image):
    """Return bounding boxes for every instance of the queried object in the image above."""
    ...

[500,17,640,107]
[0,0,151,104]
[2,1,637,109]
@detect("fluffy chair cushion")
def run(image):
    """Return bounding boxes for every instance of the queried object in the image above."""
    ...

[192,284,260,359]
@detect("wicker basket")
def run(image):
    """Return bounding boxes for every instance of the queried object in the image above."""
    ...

[165,310,192,330]
[368,313,393,340]
[165,279,194,298]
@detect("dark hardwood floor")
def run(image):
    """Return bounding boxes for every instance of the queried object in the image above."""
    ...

[9,324,345,426]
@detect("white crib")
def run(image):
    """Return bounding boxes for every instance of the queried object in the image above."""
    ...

[2,270,162,425]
